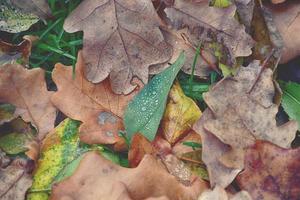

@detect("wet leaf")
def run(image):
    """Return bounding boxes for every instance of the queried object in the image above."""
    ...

[125,52,185,142]
[63,0,172,94]
[50,152,208,200]
[237,141,300,200]
[51,51,140,145]
[161,81,202,144]
[0,158,33,200]
[0,64,56,140]
[165,0,254,67]
[0,0,52,33]
[280,81,300,130]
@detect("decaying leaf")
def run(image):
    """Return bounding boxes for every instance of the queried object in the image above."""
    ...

[165,0,254,66]
[124,52,185,142]
[51,151,208,200]
[161,81,202,144]
[149,27,216,77]
[269,1,300,63]
[0,64,56,140]
[203,60,297,148]
[63,0,172,94]
[198,186,252,200]
[28,118,82,200]
[51,51,139,145]
[0,0,52,33]
[237,141,300,200]
[250,1,283,70]
[0,158,33,200]
[0,36,37,66]
[193,60,298,187]
[193,109,241,188]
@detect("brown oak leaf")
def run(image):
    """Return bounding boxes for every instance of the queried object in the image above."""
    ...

[51,51,140,145]
[50,152,208,200]
[165,0,254,66]
[63,0,172,94]
[0,64,56,140]
[193,60,297,188]
[236,140,300,200]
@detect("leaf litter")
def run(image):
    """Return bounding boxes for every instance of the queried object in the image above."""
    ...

[1,0,300,200]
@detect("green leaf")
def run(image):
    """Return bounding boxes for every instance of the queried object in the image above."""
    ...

[0,133,30,155]
[280,81,300,130]
[124,52,186,142]
[210,0,232,8]
[0,103,16,125]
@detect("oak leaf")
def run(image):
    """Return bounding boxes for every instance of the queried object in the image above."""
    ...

[63,0,172,94]
[236,141,300,200]
[0,64,56,140]
[51,51,140,145]
[50,151,208,200]
[165,0,254,66]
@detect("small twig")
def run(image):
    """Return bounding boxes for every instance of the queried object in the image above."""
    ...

[247,48,275,94]
[179,156,203,165]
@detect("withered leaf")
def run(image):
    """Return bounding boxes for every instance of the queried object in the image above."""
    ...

[0,158,32,200]
[149,27,216,77]
[269,1,300,63]
[203,60,297,148]
[193,109,241,188]
[198,186,252,200]
[0,36,37,66]
[63,0,172,94]
[0,64,56,140]
[165,0,254,66]
[51,152,208,200]
[237,141,300,200]
[51,51,139,145]
[161,81,202,144]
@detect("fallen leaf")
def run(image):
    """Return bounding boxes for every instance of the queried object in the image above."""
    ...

[198,186,252,200]
[51,51,139,145]
[0,64,56,140]
[250,1,283,70]
[193,109,241,188]
[0,103,16,125]
[149,27,216,77]
[161,80,202,144]
[0,158,33,200]
[63,0,172,94]
[124,52,185,142]
[165,0,254,66]
[50,152,208,200]
[236,140,300,200]
[271,0,285,4]
[0,36,37,66]
[28,118,82,200]
[0,0,52,33]
[269,1,300,63]
[203,60,297,148]
[280,81,300,130]
[210,0,232,8]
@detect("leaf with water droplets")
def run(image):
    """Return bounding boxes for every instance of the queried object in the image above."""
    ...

[124,52,185,142]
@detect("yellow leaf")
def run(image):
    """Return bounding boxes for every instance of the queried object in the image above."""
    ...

[161,81,202,144]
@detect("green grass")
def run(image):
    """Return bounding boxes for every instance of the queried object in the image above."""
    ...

[12,0,83,76]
